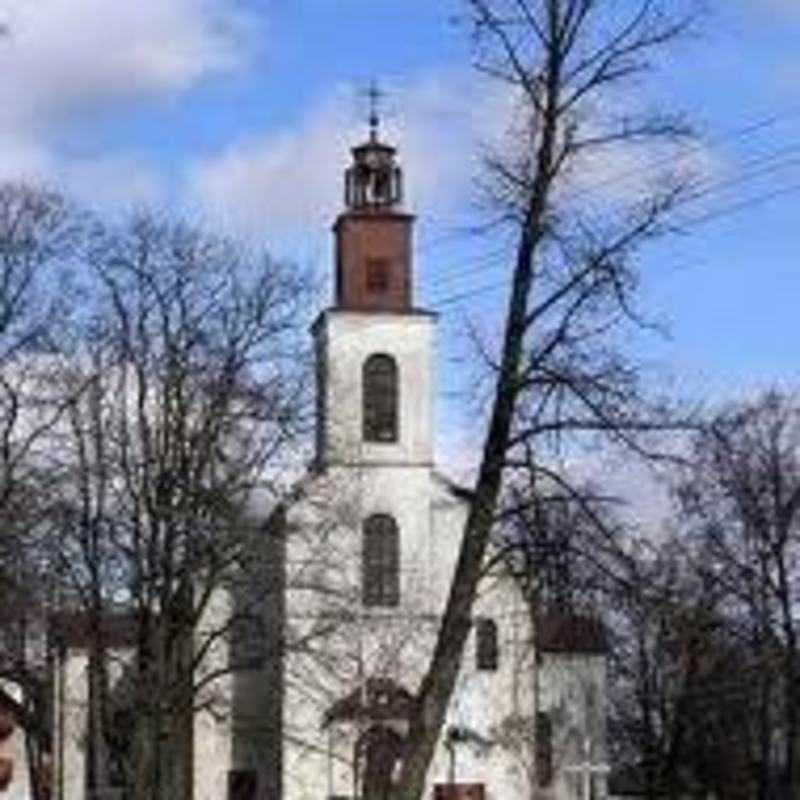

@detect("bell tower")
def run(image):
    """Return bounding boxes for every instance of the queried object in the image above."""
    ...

[333,113,415,312]
[313,111,436,468]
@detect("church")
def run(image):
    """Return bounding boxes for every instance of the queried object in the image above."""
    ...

[46,119,610,800]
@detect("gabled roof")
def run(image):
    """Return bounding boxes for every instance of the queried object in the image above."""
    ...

[0,688,23,726]
[537,611,607,655]
[50,610,138,650]
[323,677,415,728]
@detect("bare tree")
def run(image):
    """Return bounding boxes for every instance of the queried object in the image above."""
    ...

[674,390,800,799]
[0,183,75,554]
[0,183,82,799]
[45,209,311,800]
[394,2,702,797]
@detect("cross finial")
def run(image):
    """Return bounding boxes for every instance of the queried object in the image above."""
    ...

[364,79,385,142]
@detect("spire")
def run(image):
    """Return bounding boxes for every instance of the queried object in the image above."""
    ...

[344,81,403,211]
[366,79,384,143]
[334,100,415,313]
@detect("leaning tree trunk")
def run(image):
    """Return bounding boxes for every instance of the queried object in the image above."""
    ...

[394,75,561,792]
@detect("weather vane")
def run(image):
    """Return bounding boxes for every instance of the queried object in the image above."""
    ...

[362,79,386,141]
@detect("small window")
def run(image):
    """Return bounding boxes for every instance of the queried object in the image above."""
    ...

[536,712,553,787]
[475,618,498,671]
[363,354,398,442]
[366,258,390,293]
[363,514,400,607]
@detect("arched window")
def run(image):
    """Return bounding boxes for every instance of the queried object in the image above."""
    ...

[362,514,399,607]
[363,354,398,442]
[475,617,499,671]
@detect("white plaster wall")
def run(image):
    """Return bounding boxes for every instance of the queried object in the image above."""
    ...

[0,727,31,800]
[210,290,538,800]
[193,586,234,800]
[538,652,609,800]
[192,706,233,800]
[281,465,441,800]
[55,651,88,800]
[315,310,436,466]
[435,572,537,800]
[282,463,538,800]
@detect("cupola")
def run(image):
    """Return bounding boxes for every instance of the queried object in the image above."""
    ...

[344,129,404,211]
[333,115,415,313]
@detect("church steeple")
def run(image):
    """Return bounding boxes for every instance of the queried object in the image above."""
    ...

[333,117,415,313]
[313,117,434,468]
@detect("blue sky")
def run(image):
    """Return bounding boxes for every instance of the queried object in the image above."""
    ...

[1,0,799,469]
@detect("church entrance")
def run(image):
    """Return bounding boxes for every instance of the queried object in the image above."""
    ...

[355,724,404,800]
[323,677,414,800]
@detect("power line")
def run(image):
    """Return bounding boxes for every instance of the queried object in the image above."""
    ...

[420,135,800,296]
[421,126,800,305]
[414,103,800,261]
[422,177,800,312]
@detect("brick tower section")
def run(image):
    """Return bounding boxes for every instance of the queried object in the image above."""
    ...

[334,210,414,312]
[333,125,416,313]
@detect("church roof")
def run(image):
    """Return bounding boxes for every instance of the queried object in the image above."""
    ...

[50,610,138,650]
[323,677,415,728]
[0,709,14,739]
[537,611,607,655]
[0,688,23,726]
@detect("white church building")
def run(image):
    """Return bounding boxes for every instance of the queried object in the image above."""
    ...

[48,121,610,800]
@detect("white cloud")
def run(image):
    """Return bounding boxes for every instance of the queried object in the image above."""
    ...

[0,134,50,179]
[0,0,259,200]
[59,152,165,208]
[190,67,720,241]
[189,69,501,237]
[0,0,254,125]
[190,91,358,236]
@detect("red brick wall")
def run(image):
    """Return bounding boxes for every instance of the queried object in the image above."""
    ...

[334,211,414,312]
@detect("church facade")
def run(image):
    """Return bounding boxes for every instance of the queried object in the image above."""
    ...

[201,120,539,800]
[50,123,609,800]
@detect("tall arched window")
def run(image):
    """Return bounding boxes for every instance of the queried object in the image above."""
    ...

[362,514,400,607]
[363,354,398,442]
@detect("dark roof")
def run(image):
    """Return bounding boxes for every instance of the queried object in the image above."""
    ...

[537,611,607,655]
[0,596,45,628]
[50,610,138,650]
[323,678,415,728]
[0,710,14,739]
[0,687,23,728]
